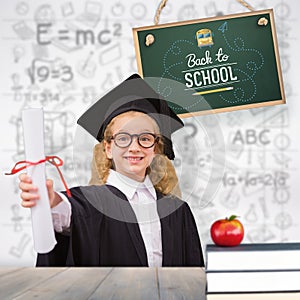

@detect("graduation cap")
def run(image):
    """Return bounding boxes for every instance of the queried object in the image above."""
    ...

[77,74,184,160]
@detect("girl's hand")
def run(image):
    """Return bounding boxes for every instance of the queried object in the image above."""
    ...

[19,173,62,208]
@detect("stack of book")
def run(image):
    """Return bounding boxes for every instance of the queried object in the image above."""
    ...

[206,243,300,299]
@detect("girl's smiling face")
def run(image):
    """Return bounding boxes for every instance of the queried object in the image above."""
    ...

[104,111,159,182]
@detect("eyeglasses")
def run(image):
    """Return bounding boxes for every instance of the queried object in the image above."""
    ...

[108,132,159,148]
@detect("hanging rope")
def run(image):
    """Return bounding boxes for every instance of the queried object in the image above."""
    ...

[154,0,255,25]
[154,0,168,25]
[236,0,255,11]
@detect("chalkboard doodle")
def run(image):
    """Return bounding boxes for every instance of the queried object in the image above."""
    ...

[133,10,285,117]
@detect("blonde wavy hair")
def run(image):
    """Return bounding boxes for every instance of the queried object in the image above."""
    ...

[89,111,182,198]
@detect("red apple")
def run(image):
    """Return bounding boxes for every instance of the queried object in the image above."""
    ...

[210,215,244,246]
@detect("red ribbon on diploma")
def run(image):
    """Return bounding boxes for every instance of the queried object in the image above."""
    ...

[5,155,72,197]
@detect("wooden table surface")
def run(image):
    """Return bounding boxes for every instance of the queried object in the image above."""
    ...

[0,267,206,300]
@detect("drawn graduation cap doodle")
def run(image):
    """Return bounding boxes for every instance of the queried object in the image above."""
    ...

[77,74,184,160]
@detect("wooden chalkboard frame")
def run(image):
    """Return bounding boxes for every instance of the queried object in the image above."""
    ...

[133,9,285,117]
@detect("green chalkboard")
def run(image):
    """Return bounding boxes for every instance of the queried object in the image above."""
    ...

[133,9,285,117]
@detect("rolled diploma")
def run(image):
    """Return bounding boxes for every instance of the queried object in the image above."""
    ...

[22,108,57,253]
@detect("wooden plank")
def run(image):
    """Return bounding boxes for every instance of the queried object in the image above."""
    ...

[13,268,112,300]
[88,267,159,300]
[0,267,206,300]
[0,267,23,277]
[158,267,206,300]
[0,267,66,300]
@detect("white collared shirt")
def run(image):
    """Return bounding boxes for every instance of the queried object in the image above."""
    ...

[52,170,162,267]
[106,170,162,267]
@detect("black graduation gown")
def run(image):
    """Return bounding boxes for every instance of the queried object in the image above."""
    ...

[37,185,204,267]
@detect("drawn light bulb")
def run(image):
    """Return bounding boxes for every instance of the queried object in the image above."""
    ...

[13,45,25,63]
